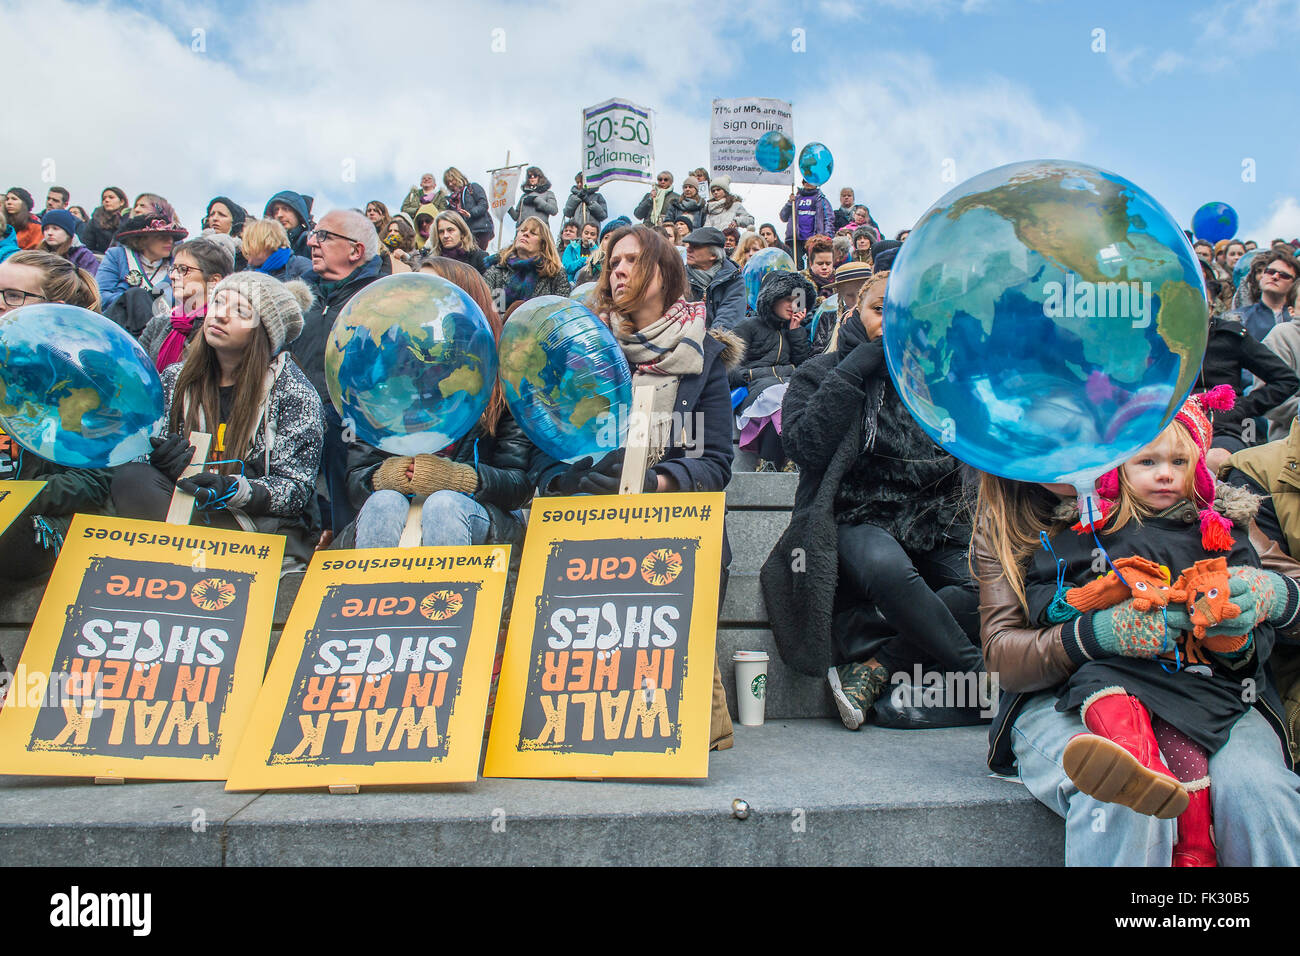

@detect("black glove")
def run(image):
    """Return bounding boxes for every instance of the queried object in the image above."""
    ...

[838,338,885,386]
[150,433,195,482]
[837,308,870,356]
[548,456,595,496]
[578,449,656,495]
[176,472,253,511]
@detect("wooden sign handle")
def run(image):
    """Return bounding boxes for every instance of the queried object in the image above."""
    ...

[618,384,656,496]
[164,431,212,526]
[399,495,427,547]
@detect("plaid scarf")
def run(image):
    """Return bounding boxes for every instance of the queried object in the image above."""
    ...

[503,256,540,307]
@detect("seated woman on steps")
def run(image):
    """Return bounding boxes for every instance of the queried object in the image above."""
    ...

[110,273,324,570]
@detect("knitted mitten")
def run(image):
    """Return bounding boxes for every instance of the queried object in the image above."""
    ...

[409,454,479,496]
[1086,599,1171,659]
[373,456,414,493]
[1227,566,1298,628]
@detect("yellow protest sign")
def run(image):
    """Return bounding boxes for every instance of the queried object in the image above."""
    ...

[0,481,44,536]
[485,492,725,779]
[225,545,510,790]
[0,514,282,780]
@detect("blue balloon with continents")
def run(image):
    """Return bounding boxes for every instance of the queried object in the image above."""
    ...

[882,159,1209,492]
[497,296,632,463]
[0,303,164,467]
[324,272,497,455]
[797,143,834,186]
[754,131,795,173]
[1191,202,1238,243]
[742,247,796,311]
[570,281,597,306]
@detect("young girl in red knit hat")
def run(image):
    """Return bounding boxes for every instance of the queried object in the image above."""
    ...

[1022,384,1300,867]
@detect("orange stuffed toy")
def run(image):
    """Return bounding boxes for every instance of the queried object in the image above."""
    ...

[1168,557,1249,664]
[1064,555,1175,613]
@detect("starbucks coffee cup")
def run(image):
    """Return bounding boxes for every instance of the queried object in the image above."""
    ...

[732,650,770,726]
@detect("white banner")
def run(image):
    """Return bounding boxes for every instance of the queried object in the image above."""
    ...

[581,98,655,187]
[489,166,523,225]
[710,97,795,186]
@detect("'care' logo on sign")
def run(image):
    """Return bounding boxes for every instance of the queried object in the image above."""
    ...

[49,886,151,936]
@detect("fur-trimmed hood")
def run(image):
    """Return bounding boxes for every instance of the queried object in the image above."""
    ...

[1051,480,1262,528]
[755,269,818,328]
[708,327,745,369]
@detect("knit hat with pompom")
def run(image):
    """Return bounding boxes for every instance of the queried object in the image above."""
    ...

[208,272,313,354]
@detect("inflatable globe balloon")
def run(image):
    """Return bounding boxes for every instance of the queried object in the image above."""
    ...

[755,131,795,173]
[1233,248,1265,288]
[798,142,834,186]
[325,272,497,456]
[743,247,796,311]
[883,159,1208,496]
[570,281,597,306]
[497,296,632,463]
[0,304,163,468]
[1192,202,1239,243]
[809,294,838,338]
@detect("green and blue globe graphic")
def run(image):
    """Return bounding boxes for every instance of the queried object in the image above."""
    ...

[883,159,1209,487]
[0,304,163,468]
[497,296,631,463]
[325,273,497,456]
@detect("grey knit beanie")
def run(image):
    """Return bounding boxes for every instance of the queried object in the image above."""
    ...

[209,271,313,353]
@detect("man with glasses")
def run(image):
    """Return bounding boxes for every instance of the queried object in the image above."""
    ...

[1236,250,1298,341]
[634,171,679,228]
[292,209,383,544]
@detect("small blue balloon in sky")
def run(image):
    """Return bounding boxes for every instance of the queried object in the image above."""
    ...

[1191,202,1238,243]
[755,131,795,173]
[798,142,834,186]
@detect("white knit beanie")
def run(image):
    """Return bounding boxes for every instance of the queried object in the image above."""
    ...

[209,271,313,353]
[709,175,732,193]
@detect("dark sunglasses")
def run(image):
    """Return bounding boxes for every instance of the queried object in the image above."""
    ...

[1263,267,1296,281]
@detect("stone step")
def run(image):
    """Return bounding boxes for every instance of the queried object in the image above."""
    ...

[725,510,789,573]
[723,471,797,508]
[718,627,835,720]
[0,720,1061,866]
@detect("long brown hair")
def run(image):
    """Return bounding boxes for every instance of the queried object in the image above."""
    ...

[418,256,506,436]
[500,216,563,279]
[588,225,686,322]
[973,473,1068,613]
[168,296,273,474]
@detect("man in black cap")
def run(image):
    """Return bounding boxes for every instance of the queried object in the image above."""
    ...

[683,225,745,331]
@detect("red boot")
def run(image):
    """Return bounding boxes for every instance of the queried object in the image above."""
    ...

[1063,689,1189,819]
[1172,783,1217,866]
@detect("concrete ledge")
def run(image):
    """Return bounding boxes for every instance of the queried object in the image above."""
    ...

[0,721,1062,866]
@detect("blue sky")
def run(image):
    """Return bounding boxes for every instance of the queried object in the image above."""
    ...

[8,0,1299,242]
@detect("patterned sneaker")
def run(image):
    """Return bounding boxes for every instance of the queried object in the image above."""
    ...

[780,460,799,473]
[754,459,777,473]
[827,661,890,731]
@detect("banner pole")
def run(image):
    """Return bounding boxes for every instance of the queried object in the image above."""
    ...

[499,151,509,254]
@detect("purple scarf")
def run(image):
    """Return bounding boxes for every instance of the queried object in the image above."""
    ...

[157,304,204,370]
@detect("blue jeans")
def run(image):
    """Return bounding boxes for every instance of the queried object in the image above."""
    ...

[1011,690,1300,866]
[355,489,491,548]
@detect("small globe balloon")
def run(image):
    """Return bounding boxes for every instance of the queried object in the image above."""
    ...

[798,142,834,186]
[498,296,632,463]
[325,272,497,456]
[809,294,839,336]
[0,304,163,467]
[1192,202,1238,243]
[1233,248,1265,288]
[754,131,795,173]
[883,159,1208,492]
[742,247,796,311]
[570,281,597,306]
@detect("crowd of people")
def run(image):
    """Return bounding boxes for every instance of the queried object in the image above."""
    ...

[1,166,1299,869]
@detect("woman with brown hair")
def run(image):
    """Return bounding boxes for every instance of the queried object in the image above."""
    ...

[0,249,100,317]
[364,200,391,235]
[110,272,325,567]
[482,215,570,310]
[341,257,539,549]
[443,166,494,249]
[428,210,487,274]
[535,224,744,750]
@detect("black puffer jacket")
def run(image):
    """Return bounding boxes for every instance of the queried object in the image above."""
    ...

[728,270,815,413]
[344,407,536,544]
[1197,312,1299,430]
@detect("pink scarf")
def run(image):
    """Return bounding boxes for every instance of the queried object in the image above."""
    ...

[156,304,204,370]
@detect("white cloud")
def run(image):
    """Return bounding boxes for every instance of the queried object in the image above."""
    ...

[7,0,1077,243]
[1243,196,1300,243]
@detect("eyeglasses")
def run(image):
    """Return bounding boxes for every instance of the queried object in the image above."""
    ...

[1263,268,1296,281]
[656,178,671,185]
[0,288,47,307]
[169,263,203,278]
[309,228,361,246]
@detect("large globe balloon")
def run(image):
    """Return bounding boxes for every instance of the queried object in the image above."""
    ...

[0,304,163,467]
[798,143,834,186]
[755,131,795,173]
[570,281,597,306]
[498,296,632,463]
[1191,202,1238,243]
[325,272,497,455]
[883,159,1208,493]
[742,247,796,311]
